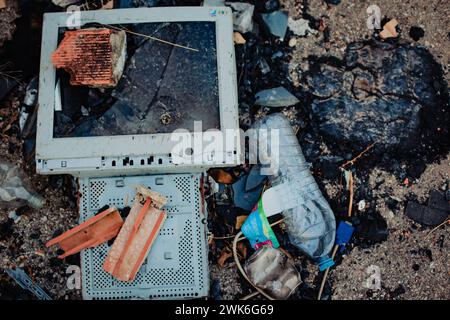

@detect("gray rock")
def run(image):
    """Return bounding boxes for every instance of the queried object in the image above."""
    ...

[255,87,299,107]
[288,18,317,37]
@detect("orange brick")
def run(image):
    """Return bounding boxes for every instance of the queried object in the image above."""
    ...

[51,28,126,87]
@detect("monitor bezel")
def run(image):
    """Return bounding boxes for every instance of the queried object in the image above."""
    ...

[36,7,240,175]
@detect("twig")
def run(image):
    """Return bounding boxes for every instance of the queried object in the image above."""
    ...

[0,63,22,84]
[241,291,260,300]
[101,24,199,52]
[341,142,377,169]
[425,219,449,239]
[347,171,354,218]
[210,234,236,240]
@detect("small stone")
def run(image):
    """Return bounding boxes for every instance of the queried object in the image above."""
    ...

[409,26,425,41]
[358,200,366,211]
[288,18,317,37]
[288,38,298,47]
[255,87,299,107]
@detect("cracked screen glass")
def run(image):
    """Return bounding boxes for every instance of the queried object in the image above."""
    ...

[53,21,220,138]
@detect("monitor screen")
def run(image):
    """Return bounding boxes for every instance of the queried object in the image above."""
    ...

[53,21,220,138]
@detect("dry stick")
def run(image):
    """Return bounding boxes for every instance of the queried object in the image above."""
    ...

[318,171,355,299]
[318,143,376,300]
[211,234,236,240]
[341,142,377,169]
[425,219,450,239]
[317,244,339,300]
[347,171,354,218]
[241,291,260,300]
[102,24,199,52]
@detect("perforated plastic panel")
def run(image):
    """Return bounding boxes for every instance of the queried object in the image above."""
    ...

[79,173,209,300]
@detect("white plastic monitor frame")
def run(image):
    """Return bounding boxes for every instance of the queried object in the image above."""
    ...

[36,7,241,177]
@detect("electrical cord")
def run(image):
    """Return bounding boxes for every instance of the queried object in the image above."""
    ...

[233,218,285,301]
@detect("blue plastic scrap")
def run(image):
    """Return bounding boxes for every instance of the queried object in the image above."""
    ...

[317,255,335,271]
[336,220,355,252]
[6,268,52,300]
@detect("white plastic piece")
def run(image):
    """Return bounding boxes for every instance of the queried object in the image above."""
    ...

[261,182,297,217]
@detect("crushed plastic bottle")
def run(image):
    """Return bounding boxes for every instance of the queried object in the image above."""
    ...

[0,162,45,209]
[244,245,301,300]
[248,113,336,259]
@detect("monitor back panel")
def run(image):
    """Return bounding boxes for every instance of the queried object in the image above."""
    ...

[79,173,209,300]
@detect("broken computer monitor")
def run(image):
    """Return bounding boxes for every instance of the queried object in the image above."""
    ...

[37,8,240,177]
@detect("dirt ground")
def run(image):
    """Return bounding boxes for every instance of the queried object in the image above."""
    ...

[282,0,450,300]
[0,0,449,300]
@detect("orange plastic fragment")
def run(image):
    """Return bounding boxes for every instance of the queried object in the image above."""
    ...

[380,19,398,39]
[46,207,124,259]
[103,187,167,282]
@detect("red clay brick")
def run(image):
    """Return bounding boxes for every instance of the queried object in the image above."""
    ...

[51,28,125,87]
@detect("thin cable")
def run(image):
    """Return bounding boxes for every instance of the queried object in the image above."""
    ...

[102,24,199,52]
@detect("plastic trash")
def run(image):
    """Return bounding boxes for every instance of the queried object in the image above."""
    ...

[6,267,52,300]
[260,11,288,40]
[241,199,280,249]
[255,87,299,107]
[325,0,341,5]
[0,162,45,209]
[227,2,254,34]
[335,221,355,253]
[232,167,266,211]
[248,113,336,259]
[405,190,449,226]
[244,245,301,299]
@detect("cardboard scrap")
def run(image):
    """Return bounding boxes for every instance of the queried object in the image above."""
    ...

[208,168,237,184]
[233,32,246,45]
[235,215,248,230]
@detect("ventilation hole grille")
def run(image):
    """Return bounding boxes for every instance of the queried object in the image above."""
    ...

[79,173,209,300]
